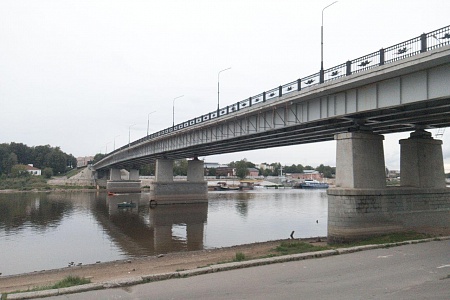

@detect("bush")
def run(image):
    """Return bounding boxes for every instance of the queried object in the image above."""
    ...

[43,167,53,179]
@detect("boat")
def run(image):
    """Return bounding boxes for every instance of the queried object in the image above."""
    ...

[213,182,240,191]
[294,179,329,189]
[117,201,136,208]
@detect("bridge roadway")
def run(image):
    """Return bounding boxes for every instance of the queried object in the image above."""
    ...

[94,26,450,170]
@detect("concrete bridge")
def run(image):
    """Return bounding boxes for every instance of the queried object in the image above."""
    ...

[94,26,450,242]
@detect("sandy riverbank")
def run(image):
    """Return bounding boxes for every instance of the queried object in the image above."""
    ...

[0,238,325,294]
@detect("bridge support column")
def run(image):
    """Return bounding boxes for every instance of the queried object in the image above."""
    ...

[328,130,450,243]
[334,132,386,189]
[151,158,208,204]
[106,168,141,193]
[399,129,446,188]
[110,168,121,181]
[129,169,140,181]
[155,159,174,182]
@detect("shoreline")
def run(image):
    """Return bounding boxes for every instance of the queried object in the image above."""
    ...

[0,238,324,293]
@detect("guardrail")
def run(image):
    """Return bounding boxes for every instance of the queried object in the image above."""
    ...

[105,25,450,158]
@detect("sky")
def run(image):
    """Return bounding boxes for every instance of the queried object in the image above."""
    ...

[1,0,449,171]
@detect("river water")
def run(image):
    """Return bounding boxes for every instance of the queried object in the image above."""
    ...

[0,189,327,276]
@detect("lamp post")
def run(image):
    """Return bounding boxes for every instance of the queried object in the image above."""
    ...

[217,67,231,113]
[128,124,136,147]
[320,1,338,83]
[105,142,111,154]
[113,135,120,151]
[147,111,156,136]
[172,95,184,127]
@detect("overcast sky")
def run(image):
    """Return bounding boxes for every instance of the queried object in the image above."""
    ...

[1,0,449,171]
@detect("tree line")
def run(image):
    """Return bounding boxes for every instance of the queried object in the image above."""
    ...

[0,142,77,177]
[133,158,335,179]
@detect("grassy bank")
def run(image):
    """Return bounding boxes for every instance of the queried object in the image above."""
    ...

[0,176,96,191]
[8,276,91,295]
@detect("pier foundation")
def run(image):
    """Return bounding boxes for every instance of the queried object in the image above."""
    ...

[150,158,208,204]
[328,130,450,243]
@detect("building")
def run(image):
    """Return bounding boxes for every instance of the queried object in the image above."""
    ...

[77,156,94,168]
[25,164,41,176]
[287,170,322,180]
[215,167,235,177]
[247,168,259,177]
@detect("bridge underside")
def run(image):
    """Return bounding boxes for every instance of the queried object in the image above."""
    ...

[100,97,450,169]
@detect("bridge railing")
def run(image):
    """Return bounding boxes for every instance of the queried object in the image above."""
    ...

[102,25,450,161]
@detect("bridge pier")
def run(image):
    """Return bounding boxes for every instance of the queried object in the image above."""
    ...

[328,130,450,243]
[150,158,208,204]
[106,168,141,193]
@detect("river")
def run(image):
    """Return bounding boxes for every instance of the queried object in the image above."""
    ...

[0,189,327,276]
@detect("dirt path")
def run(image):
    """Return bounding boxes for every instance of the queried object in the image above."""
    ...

[0,238,325,293]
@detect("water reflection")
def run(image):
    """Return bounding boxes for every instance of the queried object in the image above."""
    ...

[0,189,327,276]
[91,193,207,256]
[0,193,72,232]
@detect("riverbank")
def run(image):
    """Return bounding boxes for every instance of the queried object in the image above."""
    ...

[0,238,324,294]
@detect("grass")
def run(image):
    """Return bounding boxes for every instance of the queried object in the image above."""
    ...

[331,231,432,248]
[9,276,91,294]
[233,252,246,262]
[0,176,49,191]
[275,241,330,255]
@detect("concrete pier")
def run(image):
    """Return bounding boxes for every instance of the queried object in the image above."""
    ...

[328,130,450,243]
[150,158,208,204]
[106,168,141,193]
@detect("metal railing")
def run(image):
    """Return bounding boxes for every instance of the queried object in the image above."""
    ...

[105,25,450,158]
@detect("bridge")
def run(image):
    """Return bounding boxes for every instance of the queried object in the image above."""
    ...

[94,26,450,242]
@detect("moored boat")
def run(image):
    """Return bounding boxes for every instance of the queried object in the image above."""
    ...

[294,179,329,189]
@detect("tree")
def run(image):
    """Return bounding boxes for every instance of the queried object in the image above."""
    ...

[92,153,107,164]
[3,153,18,175]
[235,159,249,179]
[10,164,29,178]
[45,148,67,175]
[315,164,335,178]
[9,142,32,165]
[140,163,155,176]
[32,145,52,169]
[42,167,53,179]
[173,159,188,176]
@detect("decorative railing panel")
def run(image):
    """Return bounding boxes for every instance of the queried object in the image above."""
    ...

[102,25,450,159]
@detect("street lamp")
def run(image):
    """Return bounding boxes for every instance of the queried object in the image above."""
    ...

[105,142,111,154]
[113,135,120,151]
[128,124,136,147]
[173,95,184,127]
[217,67,231,112]
[147,111,156,136]
[320,1,338,83]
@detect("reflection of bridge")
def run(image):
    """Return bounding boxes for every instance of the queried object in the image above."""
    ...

[94,26,450,242]
[92,193,208,256]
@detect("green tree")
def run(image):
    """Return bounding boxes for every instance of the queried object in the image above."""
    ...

[140,163,155,176]
[235,159,249,179]
[10,164,29,178]
[9,142,32,165]
[173,159,188,176]
[315,164,335,178]
[42,167,53,179]
[92,153,107,164]
[3,153,18,175]
[32,145,52,169]
[45,148,67,175]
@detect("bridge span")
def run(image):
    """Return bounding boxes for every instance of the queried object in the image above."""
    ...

[94,26,450,242]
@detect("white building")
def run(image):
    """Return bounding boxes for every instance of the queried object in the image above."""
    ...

[25,164,41,176]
